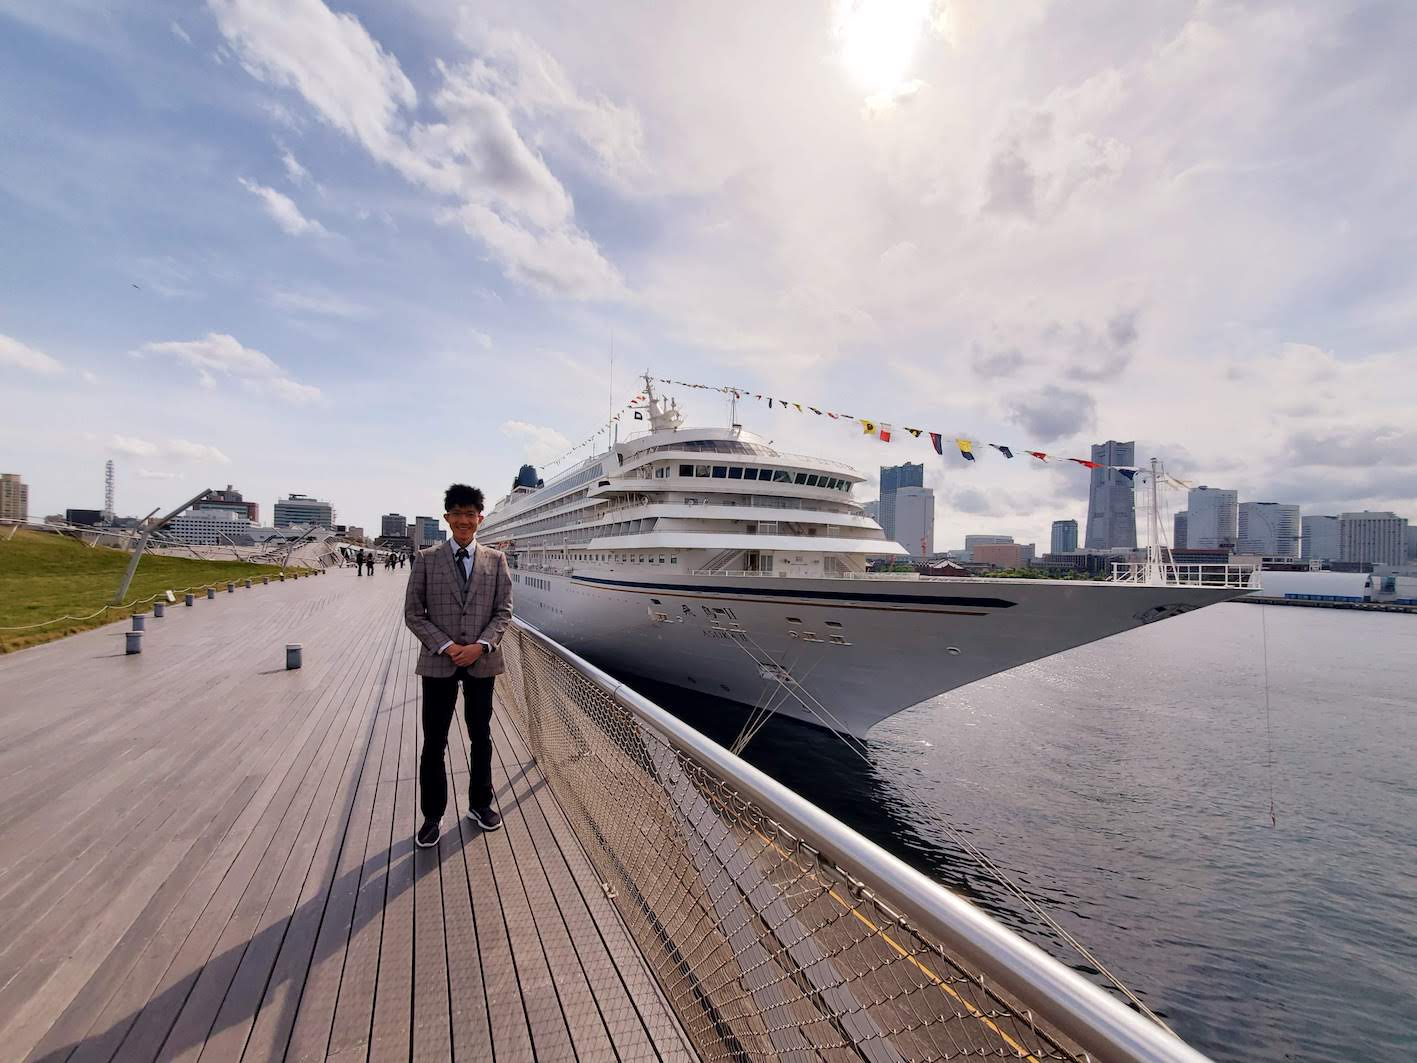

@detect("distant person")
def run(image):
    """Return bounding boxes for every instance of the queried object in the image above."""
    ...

[404,483,513,848]
[355,548,365,576]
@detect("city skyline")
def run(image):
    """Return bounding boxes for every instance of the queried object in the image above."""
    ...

[4,4,1416,549]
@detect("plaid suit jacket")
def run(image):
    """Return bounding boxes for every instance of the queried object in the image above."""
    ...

[404,540,513,678]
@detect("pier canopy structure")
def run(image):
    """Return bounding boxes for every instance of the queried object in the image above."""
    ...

[0,570,1209,1061]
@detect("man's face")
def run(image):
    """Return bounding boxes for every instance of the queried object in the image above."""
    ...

[445,506,483,543]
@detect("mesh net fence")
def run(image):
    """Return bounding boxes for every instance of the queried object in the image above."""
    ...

[499,624,1091,1062]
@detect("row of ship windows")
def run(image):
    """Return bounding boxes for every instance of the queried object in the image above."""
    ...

[657,464,852,491]
[570,552,679,565]
[514,574,552,590]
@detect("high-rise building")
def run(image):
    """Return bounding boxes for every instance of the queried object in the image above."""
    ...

[1237,502,1300,557]
[200,485,259,523]
[862,499,881,523]
[0,473,28,522]
[1173,511,1188,550]
[273,493,335,528]
[1338,511,1409,566]
[878,463,924,544]
[412,515,446,549]
[1050,519,1078,554]
[1408,525,1417,561]
[381,513,408,538]
[1084,441,1137,549]
[1302,515,1340,561]
[894,487,935,556]
[1186,486,1238,550]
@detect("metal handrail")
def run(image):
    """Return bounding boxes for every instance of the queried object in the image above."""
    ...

[510,618,1212,1062]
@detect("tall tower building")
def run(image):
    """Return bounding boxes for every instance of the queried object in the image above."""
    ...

[1237,502,1300,557]
[1050,519,1078,554]
[1173,511,1188,550]
[1186,486,1238,550]
[878,463,924,545]
[381,513,408,538]
[894,487,935,556]
[1084,441,1137,549]
[1338,511,1408,566]
[0,473,28,522]
[1302,515,1340,561]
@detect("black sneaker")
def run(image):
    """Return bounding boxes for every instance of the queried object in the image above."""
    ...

[471,806,502,832]
[415,819,441,848]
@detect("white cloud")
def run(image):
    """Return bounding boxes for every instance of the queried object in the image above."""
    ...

[0,334,64,374]
[500,419,571,464]
[279,147,313,187]
[170,20,192,45]
[269,288,369,318]
[136,468,183,480]
[108,436,230,464]
[237,176,327,236]
[136,332,322,404]
[472,329,492,349]
[211,0,623,299]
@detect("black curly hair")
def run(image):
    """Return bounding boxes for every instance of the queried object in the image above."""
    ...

[443,483,485,512]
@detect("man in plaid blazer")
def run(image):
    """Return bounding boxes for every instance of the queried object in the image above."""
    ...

[404,483,514,848]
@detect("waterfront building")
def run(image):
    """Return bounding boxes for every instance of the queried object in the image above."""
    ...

[1050,519,1078,555]
[878,462,924,545]
[273,493,335,528]
[894,486,935,556]
[412,515,446,550]
[963,534,1012,562]
[1084,441,1137,549]
[1302,515,1341,561]
[203,485,258,523]
[973,542,1035,569]
[65,508,103,527]
[1237,502,1300,557]
[1186,486,1238,550]
[167,506,253,545]
[381,513,408,538]
[0,473,28,522]
[1173,511,1188,550]
[1339,511,1409,566]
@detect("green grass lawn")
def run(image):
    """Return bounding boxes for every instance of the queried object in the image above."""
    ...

[0,529,313,653]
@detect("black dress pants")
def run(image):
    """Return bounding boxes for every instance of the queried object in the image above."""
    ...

[420,668,496,821]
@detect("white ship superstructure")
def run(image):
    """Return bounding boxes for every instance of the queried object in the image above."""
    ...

[481,382,1246,736]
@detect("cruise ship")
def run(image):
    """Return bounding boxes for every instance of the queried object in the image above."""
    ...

[480,381,1247,737]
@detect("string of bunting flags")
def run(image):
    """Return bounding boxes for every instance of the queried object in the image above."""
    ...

[653,377,1195,489]
[539,391,649,470]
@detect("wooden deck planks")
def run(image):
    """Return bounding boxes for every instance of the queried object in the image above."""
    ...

[0,568,698,1062]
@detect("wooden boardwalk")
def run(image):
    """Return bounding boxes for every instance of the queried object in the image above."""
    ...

[0,568,697,1062]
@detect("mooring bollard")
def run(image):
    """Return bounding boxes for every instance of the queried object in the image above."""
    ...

[262,576,269,585]
[131,613,146,631]
[125,631,143,654]
[286,643,302,670]
[185,592,194,607]
[279,572,285,581]
[244,578,252,589]
[227,581,235,593]
[206,587,216,600]
[153,602,165,618]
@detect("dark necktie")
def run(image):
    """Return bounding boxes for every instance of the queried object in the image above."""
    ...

[455,547,470,585]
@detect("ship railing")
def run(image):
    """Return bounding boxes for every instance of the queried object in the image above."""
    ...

[1109,561,1259,588]
[499,619,1211,1063]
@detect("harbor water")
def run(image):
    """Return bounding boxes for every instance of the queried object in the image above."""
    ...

[614,602,1417,1062]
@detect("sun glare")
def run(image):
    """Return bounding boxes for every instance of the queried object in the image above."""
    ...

[834,0,930,102]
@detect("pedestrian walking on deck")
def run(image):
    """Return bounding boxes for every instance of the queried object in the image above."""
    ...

[355,548,365,575]
[404,483,514,848]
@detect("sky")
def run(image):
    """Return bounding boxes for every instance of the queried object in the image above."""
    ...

[3,0,1416,548]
